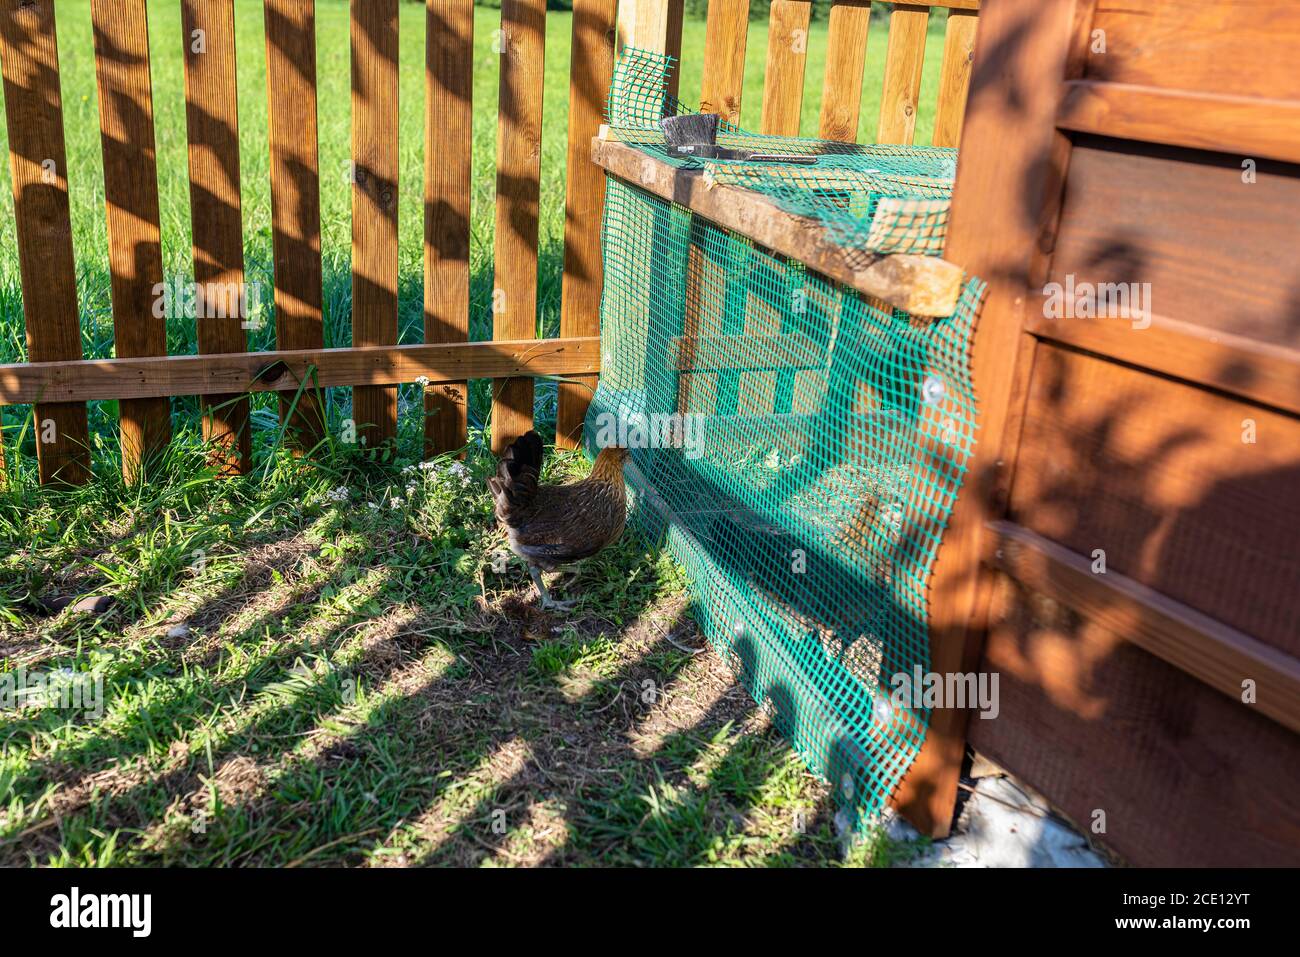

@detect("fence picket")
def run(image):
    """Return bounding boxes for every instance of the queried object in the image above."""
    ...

[933,8,978,146]
[556,0,618,449]
[761,0,812,136]
[182,0,251,475]
[424,0,474,457]
[877,3,930,144]
[0,0,92,485]
[265,0,326,448]
[490,0,547,455]
[818,0,872,142]
[351,0,400,450]
[699,0,749,126]
[91,0,172,482]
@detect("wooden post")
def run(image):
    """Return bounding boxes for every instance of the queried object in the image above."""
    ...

[894,0,1092,837]
[424,0,474,457]
[91,0,172,483]
[555,0,619,450]
[351,0,400,451]
[0,0,92,485]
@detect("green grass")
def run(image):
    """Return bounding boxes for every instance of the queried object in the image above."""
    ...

[0,440,933,866]
[0,3,946,866]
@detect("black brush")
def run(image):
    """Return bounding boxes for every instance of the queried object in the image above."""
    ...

[659,114,817,164]
[661,112,720,151]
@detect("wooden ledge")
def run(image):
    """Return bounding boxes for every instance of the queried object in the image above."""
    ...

[591,137,966,317]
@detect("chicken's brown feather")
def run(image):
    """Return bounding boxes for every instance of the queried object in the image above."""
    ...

[491,432,629,571]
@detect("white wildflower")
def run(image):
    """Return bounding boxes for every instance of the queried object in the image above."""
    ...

[447,461,473,485]
[390,497,404,509]
[415,375,430,389]
[325,486,350,503]
[418,460,439,472]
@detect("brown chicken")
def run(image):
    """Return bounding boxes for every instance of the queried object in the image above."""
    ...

[489,431,630,610]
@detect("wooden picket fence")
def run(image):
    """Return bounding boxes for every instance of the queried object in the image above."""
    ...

[0,0,978,486]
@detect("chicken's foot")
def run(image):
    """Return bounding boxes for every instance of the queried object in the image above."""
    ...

[528,565,576,611]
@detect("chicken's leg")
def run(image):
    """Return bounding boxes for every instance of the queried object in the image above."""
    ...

[528,564,576,611]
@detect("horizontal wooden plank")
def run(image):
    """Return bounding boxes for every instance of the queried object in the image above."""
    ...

[670,333,823,371]
[988,520,1300,735]
[1048,138,1300,353]
[1086,0,1300,102]
[1010,344,1300,659]
[1057,80,1300,165]
[1027,311,1300,417]
[973,570,1300,866]
[591,138,966,316]
[0,338,601,404]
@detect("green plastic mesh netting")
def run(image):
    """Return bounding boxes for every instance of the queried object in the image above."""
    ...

[585,50,985,835]
[607,47,959,260]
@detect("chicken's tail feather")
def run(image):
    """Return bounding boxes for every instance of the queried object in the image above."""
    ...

[489,430,543,527]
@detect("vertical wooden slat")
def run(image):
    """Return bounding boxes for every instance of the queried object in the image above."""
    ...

[264,0,325,448]
[351,0,399,450]
[898,0,1093,837]
[91,0,171,483]
[699,0,749,127]
[555,0,618,450]
[628,0,689,426]
[182,0,250,475]
[932,7,978,147]
[623,0,684,99]
[0,0,91,485]
[761,0,812,136]
[489,0,546,455]
[684,0,739,412]
[876,3,929,144]
[818,0,872,142]
[424,0,473,457]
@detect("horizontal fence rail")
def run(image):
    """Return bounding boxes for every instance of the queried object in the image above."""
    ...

[0,339,602,406]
